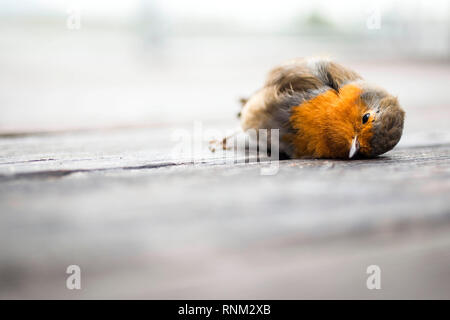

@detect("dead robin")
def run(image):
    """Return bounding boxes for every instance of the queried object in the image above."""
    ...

[235,57,405,159]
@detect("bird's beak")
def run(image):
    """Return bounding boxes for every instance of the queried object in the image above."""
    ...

[349,136,360,159]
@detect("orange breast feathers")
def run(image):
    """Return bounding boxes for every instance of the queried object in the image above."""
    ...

[289,84,374,159]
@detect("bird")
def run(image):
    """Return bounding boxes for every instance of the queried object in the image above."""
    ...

[236,57,405,159]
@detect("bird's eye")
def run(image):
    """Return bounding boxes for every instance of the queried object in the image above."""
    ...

[362,113,370,124]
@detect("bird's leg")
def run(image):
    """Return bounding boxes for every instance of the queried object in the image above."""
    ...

[208,130,241,152]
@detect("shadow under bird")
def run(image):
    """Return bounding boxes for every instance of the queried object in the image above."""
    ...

[236,57,405,159]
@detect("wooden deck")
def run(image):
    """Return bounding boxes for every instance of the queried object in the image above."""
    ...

[0,126,449,299]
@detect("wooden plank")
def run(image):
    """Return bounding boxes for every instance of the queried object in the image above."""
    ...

[0,134,449,298]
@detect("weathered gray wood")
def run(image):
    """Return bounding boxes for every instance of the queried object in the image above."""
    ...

[0,129,449,298]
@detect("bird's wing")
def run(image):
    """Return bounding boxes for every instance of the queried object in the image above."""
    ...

[265,57,362,93]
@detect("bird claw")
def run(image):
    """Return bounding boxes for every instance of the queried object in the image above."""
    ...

[208,137,232,152]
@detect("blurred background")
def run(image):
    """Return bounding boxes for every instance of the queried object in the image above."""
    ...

[0,0,449,141]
